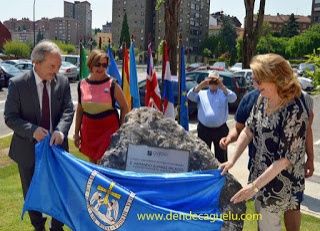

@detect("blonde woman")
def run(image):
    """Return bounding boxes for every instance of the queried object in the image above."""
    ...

[220,54,308,231]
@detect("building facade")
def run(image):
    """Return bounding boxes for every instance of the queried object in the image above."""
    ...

[64,1,92,41]
[49,17,79,44]
[254,14,311,33]
[112,0,154,50]
[311,0,320,23]
[112,0,210,54]
[102,22,112,33]
[155,0,210,54]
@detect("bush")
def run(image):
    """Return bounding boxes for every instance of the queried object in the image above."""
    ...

[3,40,31,58]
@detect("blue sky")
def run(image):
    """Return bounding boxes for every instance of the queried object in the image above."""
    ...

[0,0,313,28]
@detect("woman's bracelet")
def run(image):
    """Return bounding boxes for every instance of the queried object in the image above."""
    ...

[251,182,259,193]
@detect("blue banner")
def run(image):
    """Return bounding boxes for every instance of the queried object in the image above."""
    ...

[23,136,225,230]
[107,46,122,85]
[129,42,141,108]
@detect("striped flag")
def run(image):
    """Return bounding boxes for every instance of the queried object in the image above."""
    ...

[145,43,162,111]
[162,42,175,118]
[129,41,140,108]
[179,46,189,130]
[122,46,131,109]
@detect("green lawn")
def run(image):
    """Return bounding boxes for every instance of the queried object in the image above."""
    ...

[0,135,319,230]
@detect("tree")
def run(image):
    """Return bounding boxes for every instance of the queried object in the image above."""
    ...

[219,17,238,64]
[281,13,299,37]
[36,29,44,43]
[94,28,101,35]
[243,0,266,68]
[157,0,181,75]
[119,12,130,48]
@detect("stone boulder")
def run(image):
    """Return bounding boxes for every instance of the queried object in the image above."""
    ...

[100,107,246,231]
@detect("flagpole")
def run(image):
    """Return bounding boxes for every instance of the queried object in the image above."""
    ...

[121,42,126,90]
[177,33,182,124]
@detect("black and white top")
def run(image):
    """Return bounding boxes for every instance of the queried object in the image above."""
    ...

[246,96,309,213]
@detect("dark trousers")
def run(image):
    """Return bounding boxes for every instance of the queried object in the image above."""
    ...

[197,122,229,163]
[18,164,64,231]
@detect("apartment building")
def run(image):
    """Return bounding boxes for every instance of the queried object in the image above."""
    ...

[112,0,210,53]
[64,1,92,41]
[112,0,154,50]
[49,17,80,44]
[312,0,320,23]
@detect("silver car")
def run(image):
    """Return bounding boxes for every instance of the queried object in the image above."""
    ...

[58,61,78,81]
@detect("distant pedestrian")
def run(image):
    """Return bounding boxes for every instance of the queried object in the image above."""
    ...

[187,71,237,163]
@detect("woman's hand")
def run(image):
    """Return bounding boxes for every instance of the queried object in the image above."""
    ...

[219,160,235,175]
[73,133,81,148]
[230,183,258,204]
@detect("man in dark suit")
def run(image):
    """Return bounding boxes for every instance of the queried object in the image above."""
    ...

[4,40,74,231]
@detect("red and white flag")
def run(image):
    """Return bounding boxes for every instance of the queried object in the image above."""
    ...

[145,43,162,111]
[162,42,175,118]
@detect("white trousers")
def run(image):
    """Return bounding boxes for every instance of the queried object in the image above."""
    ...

[255,199,281,231]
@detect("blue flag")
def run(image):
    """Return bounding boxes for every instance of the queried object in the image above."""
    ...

[23,136,225,230]
[179,46,189,130]
[107,46,122,85]
[129,41,141,108]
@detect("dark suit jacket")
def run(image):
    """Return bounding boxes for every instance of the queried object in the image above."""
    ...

[4,70,74,168]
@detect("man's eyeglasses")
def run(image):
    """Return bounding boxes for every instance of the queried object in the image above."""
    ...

[94,63,108,68]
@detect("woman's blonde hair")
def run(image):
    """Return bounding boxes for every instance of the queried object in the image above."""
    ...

[87,49,108,71]
[250,53,301,103]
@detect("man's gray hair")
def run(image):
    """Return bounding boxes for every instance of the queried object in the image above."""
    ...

[31,40,61,63]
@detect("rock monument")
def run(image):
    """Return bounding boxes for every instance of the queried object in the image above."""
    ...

[100,107,246,231]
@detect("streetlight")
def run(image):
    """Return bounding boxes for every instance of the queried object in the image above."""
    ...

[33,0,36,47]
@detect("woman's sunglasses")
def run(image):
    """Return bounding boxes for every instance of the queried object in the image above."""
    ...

[94,63,108,68]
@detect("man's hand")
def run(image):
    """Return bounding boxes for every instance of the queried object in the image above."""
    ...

[305,158,314,178]
[219,160,235,175]
[50,131,65,145]
[219,136,231,150]
[33,127,49,142]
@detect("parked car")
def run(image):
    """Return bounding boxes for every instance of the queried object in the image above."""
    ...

[0,62,23,87]
[229,62,242,72]
[186,70,248,108]
[14,61,33,72]
[58,61,78,81]
[186,62,205,72]
[0,69,5,90]
[61,55,80,78]
[233,69,253,88]
[211,62,228,71]
[138,77,198,116]
[297,63,315,76]
[298,76,314,91]
[2,59,33,73]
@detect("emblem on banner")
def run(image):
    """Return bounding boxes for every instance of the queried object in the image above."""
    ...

[85,170,135,230]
